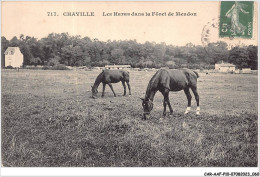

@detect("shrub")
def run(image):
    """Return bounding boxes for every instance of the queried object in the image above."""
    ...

[53,64,69,70]
[165,61,176,69]
[48,56,61,66]
[5,66,14,69]
[24,65,43,70]
[42,64,69,70]
[204,65,215,70]
[42,66,51,70]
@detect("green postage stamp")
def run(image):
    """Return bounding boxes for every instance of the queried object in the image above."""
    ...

[219,1,254,38]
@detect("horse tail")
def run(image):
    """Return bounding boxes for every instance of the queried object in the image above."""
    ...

[123,70,130,81]
[124,70,129,75]
[193,71,199,78]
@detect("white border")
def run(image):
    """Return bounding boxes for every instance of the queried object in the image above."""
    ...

[1,167,260,176]
[0,0,259,177]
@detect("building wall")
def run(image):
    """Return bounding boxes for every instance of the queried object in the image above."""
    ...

[219,66,235,72]
[5,50,23,67]
[242,68,252,73]
[215,64,221,70]
[5,55,13,67]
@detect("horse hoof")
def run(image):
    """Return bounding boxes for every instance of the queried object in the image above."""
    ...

[184,111,189,115]
[196,112,200,115]
[184,107,191,115]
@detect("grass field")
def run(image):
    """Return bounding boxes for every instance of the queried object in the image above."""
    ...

[1,69,258,167]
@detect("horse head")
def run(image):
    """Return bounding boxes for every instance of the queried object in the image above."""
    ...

[91,85,98,99]
[140,98,154,120]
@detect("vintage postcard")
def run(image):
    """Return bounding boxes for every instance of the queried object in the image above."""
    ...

[1,1,259,176]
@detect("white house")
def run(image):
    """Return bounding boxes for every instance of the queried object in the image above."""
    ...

[105,65,131,70]
[241,68,252,74]
[4,47,24,68]
[215,61,235,73]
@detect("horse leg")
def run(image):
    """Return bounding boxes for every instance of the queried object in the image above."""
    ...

[102,83,106,97]
[166,98,173,115]
[126,81,131,95]
[160,91,167,116]
[163,89,173,115]
[121,81,126,96]
[163,97,167,117]
[108,83,116,97]
[184,88,192,114]
[161,89,173,116]
[191,86,200,115]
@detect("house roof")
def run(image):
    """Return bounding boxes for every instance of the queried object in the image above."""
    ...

[4,47,20,55]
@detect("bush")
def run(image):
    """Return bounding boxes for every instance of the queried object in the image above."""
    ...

[48,56,61,66]
[42,64,69,70]
[42,66,50,70]
[24,65,43,70]
[189,64,201,69]
[30,57,42,66]
[204,65,215,70]
[5,66,14,69]
[53,64,70,70]
[165,61,176,69]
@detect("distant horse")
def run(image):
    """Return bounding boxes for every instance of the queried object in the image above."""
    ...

[91,70,131,98]
[141,68,200,119]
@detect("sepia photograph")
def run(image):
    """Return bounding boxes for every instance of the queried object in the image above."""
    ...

[1,1,259,176]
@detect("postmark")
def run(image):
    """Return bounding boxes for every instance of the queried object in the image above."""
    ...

[201,16,240,56]
[200,17,233,54]
[219,1,253,38]
[201,18,221,47]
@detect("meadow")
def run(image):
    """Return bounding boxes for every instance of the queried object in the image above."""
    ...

[1,69,258,167]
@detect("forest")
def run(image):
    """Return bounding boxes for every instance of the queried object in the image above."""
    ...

[1,33,258,70]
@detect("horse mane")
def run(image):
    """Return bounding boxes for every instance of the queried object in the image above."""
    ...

[147,70,161,87]
[145,70,162,99]
[93,72,104,87]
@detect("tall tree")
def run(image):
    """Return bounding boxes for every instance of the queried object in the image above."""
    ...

[247,45,257,70]
[228,47,249,69]
[1,37,9,67]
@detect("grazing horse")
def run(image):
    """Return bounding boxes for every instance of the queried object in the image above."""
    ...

[141,68,200,119]
[91,70,131,98]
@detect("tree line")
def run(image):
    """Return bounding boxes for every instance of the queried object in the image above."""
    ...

[1,33,258,70]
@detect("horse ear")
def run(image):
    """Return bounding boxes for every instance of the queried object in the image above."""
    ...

[140,98,144,101]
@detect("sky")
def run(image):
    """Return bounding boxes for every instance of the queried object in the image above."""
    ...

[1,1,258,46]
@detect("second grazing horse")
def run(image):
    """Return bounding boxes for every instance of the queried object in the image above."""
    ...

[91,70,131,98]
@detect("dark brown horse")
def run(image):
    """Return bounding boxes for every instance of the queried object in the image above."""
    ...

[92,70,131,98]
[141,68,200,119]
